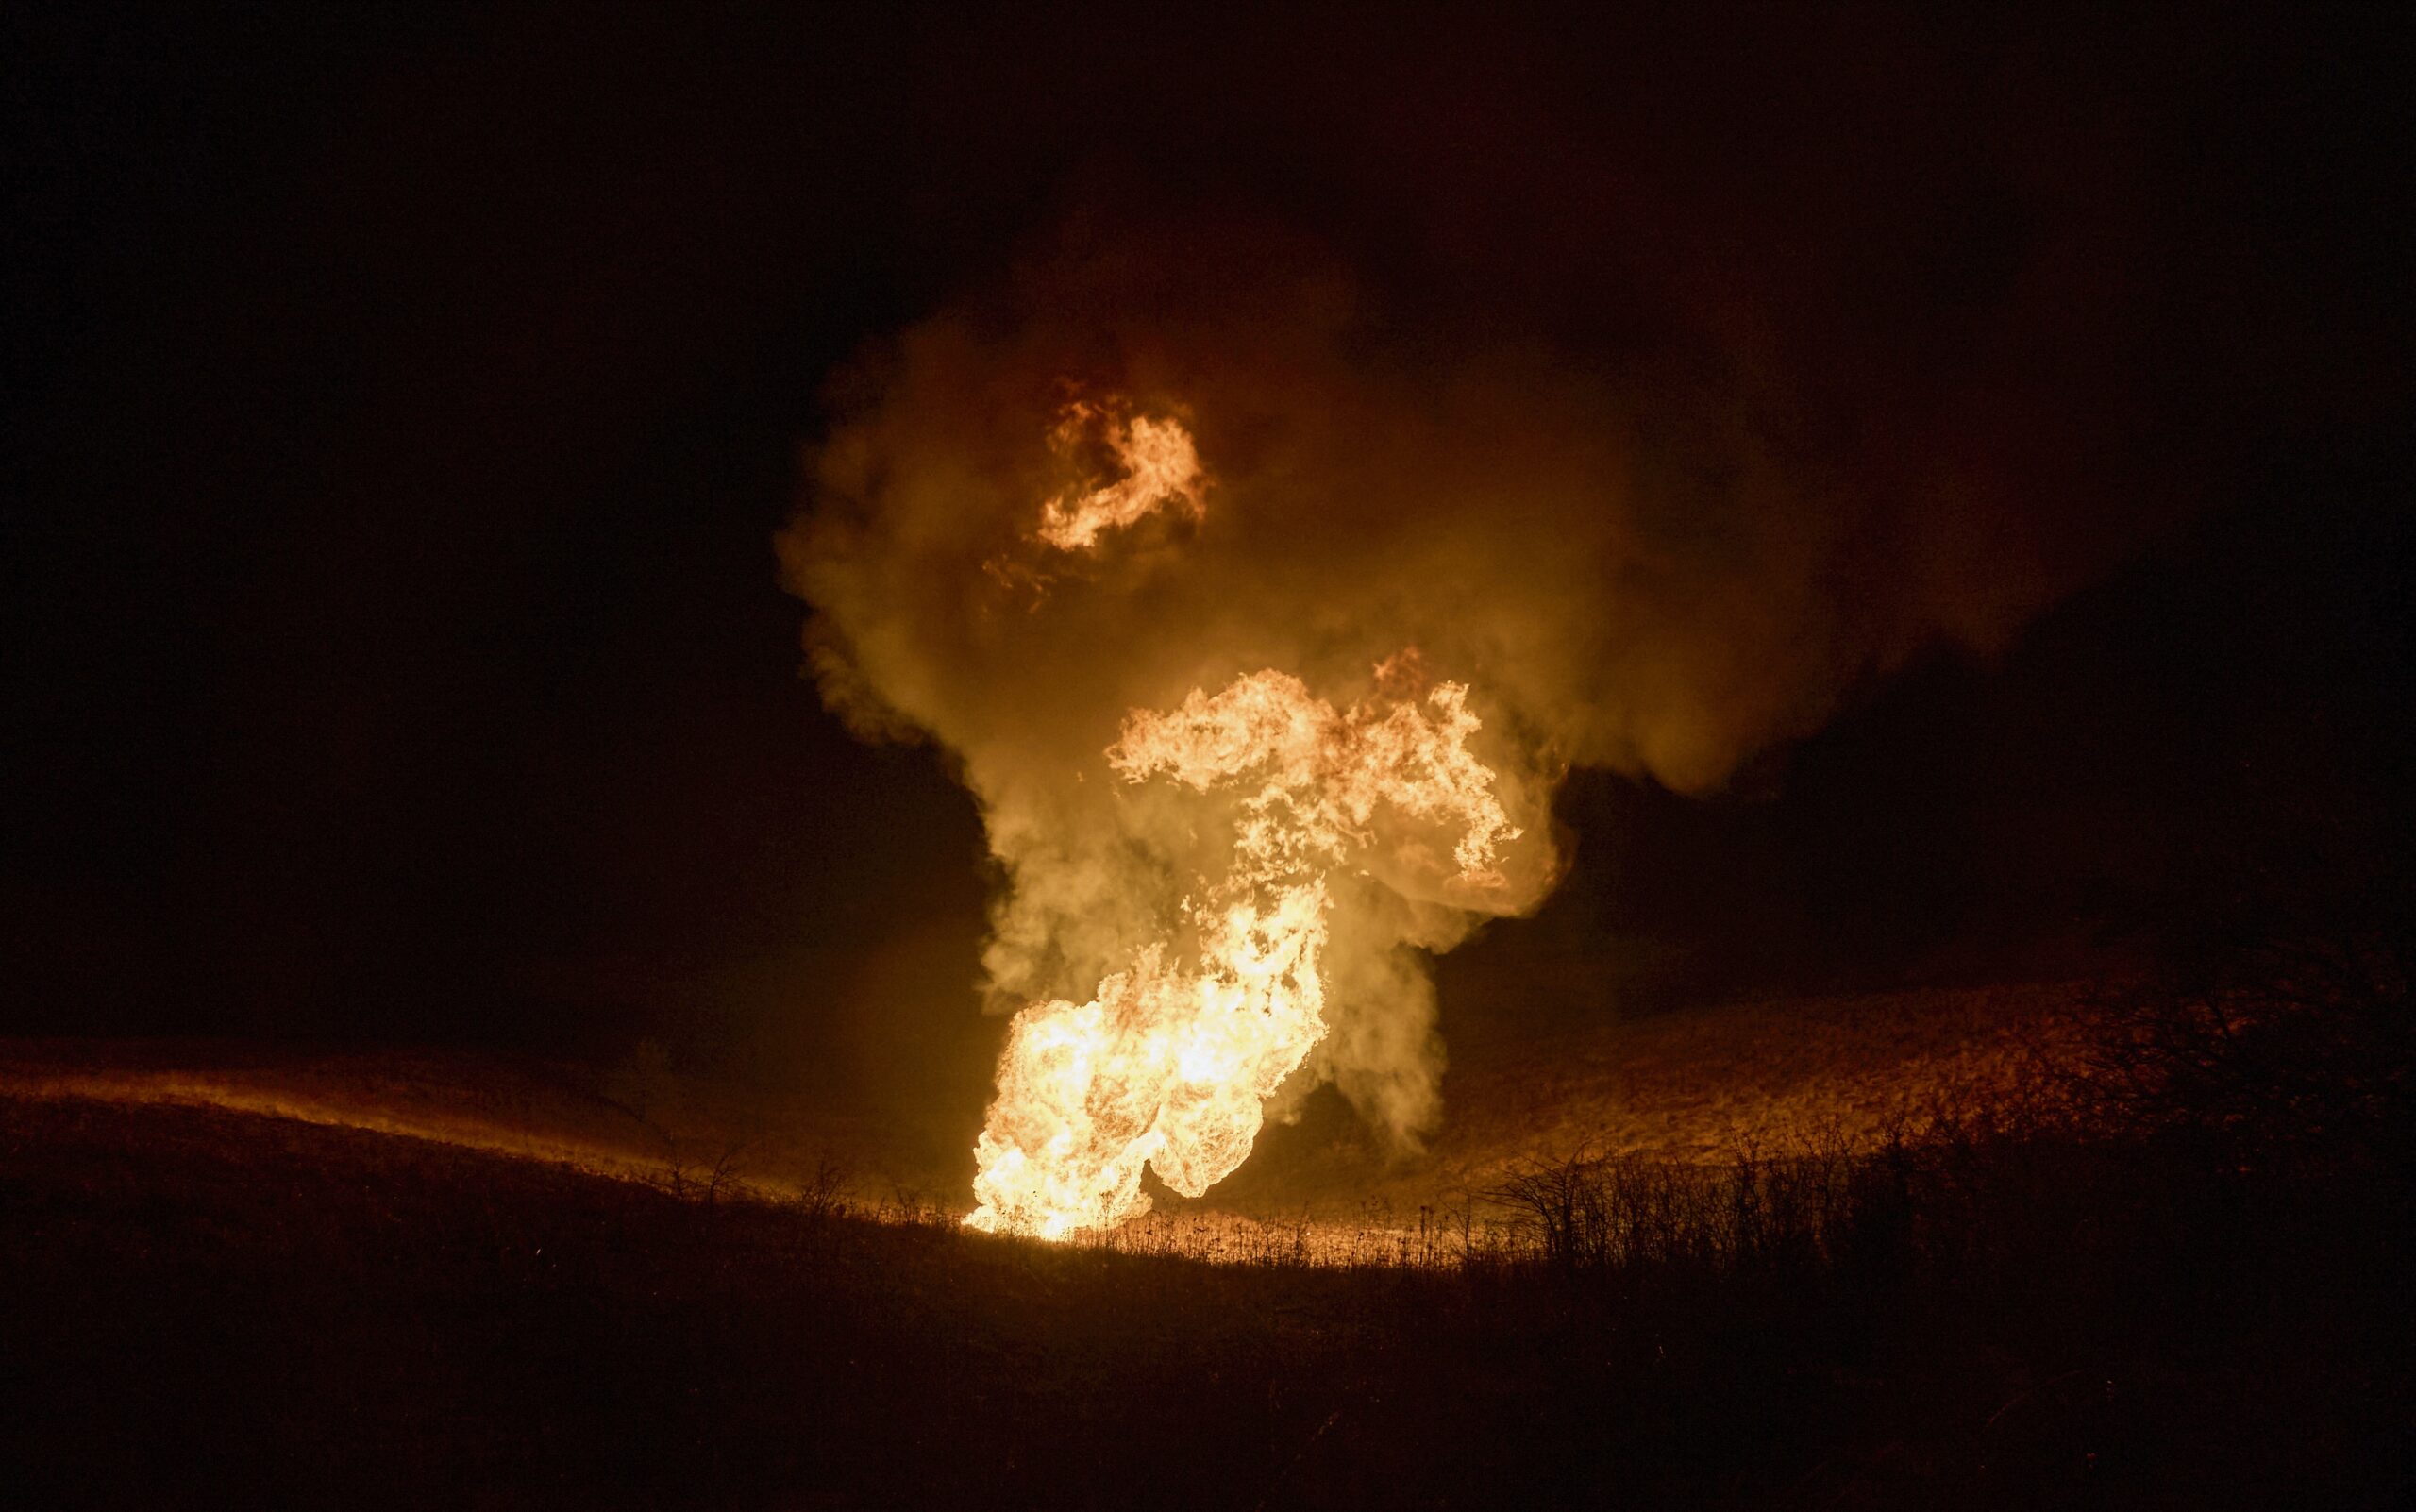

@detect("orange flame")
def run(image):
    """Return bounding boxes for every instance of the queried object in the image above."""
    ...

[965,668,1519,1239]
[1032,400,1207,551]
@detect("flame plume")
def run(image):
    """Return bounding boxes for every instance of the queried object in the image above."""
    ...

[791,229,2177,1244]
[966,668,1520,1240]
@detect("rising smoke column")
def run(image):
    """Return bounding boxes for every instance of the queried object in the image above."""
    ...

[799,369,1556,1237]
[784,222,2146,1236]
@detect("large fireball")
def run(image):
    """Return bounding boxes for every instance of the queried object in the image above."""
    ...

[967,663,1520,1238]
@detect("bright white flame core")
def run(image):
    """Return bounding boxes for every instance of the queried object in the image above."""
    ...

[965,669,1519,1239]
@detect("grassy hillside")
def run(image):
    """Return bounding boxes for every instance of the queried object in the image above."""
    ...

[0,1037,931,1207]
[0,981,2087,1230]
[6,1079,2407,1509]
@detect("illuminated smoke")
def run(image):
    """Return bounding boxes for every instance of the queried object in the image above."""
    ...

[782,220,2153,1236]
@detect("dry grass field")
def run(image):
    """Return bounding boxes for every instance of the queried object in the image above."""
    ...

[0,980,2091,1236]
[6,957,2410,1510]
[7,1043,2408,1510]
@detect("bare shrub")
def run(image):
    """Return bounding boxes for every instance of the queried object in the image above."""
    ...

[1483,1128,1870,1281]
[2081,922,2411,1172]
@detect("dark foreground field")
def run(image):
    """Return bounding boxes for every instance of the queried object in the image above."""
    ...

[5,1088,2409,1511]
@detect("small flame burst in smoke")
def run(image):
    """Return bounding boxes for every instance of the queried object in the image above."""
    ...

[965,407,1522,1240]
[1032,398,1208,552]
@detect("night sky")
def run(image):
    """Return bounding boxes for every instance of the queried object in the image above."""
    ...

[8,5,2409,1122]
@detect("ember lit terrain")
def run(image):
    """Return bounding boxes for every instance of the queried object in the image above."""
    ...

[8,8,2411,1509]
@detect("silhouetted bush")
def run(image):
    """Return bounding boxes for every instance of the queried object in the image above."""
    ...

[2084,928,2411,1179]
[2087,804,2415,1180]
